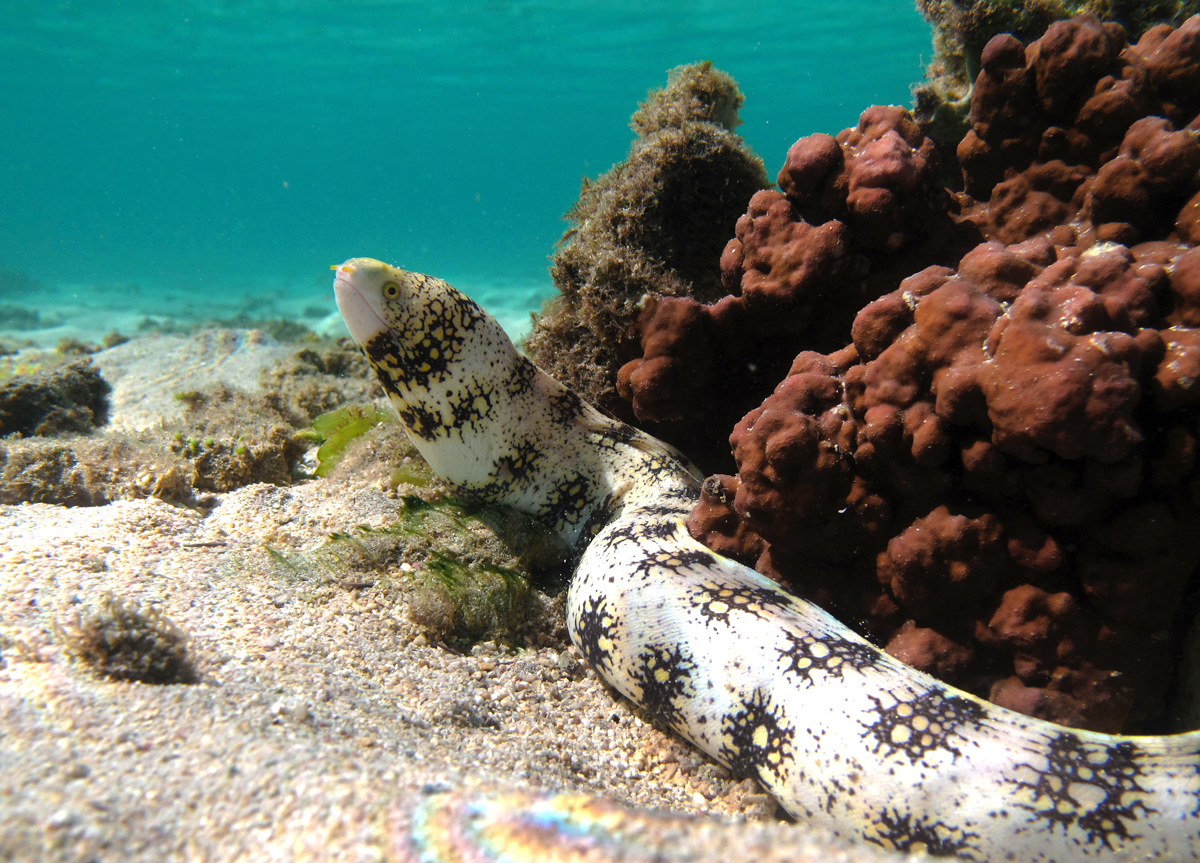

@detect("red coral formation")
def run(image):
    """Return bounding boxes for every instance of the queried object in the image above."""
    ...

[1154,327,1200,410]
[616,105,974,467]
[719,237,1199,733]
[878,507,1012,620]
[728,347,865,551]
[685,474,766,566]
[622,13,1200,733]
[737,190,856,318]
[886,620,974,684]
[1090,117,1200,235]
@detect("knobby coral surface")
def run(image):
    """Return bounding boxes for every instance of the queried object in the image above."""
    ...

[619,105,977,468]
[659,14,1200,732]
[912,0,1198,152]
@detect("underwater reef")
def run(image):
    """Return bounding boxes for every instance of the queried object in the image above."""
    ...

[606,14,1200,733]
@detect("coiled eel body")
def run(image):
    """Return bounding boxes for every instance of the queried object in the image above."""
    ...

[333,258,1200,861]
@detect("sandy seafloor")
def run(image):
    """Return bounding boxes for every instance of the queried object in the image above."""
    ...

[0,323,906,862]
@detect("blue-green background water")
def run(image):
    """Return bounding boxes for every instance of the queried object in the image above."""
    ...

[0,0,931,334]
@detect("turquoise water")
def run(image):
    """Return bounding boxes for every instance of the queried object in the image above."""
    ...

[0,0,930,337]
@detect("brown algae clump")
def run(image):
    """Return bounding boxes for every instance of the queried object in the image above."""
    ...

[57,593,197,684]
[525,61,768,413]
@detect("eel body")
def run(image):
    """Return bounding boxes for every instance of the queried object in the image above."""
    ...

[333,258,1200,861]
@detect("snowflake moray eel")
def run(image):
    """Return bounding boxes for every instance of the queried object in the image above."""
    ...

[333,258,1200,861]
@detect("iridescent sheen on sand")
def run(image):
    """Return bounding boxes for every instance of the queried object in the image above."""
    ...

[399,791,696,863]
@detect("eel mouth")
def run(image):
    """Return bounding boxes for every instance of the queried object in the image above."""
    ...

[331,260,388,343]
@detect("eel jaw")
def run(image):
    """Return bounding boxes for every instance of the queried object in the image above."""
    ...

[332,259,389,345]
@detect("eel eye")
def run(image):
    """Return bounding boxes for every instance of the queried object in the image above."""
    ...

[383,282,399,298]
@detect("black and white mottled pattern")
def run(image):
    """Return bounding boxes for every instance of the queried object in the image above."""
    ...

[334,258,1200,861]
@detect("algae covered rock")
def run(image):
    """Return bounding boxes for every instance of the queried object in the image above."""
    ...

[0,358,110,437]
[524,61,768,414]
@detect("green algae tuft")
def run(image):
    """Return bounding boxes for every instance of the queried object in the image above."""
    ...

[307,403,395,478]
